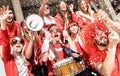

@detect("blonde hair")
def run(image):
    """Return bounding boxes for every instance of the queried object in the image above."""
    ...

[10,36,29,66]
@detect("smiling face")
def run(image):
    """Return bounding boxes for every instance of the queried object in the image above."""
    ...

[93,29,108,47]
[59,1,67,12]
[11,37,24,55]
[69,25,79,34]
[44,5,50,16]
[79,0,89,13]
[6,10,14,23]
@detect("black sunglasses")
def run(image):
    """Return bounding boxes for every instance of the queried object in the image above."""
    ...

[11,38,24,45]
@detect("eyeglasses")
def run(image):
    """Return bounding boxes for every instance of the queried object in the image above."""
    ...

[11,38,24,45]
[50,28,60,33]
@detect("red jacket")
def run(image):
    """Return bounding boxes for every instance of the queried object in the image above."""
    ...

[55,13,78,30]
[6,20,21,40]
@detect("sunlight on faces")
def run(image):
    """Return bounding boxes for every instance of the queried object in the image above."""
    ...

[59,1,67,11]
[93,29,108,47]
[69,25,79,34]
[6,10,14,23]
[11,37,24,54]
[44,5,50,15]
[79,0,89,13]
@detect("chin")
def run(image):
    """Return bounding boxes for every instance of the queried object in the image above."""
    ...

[6,19,13,23]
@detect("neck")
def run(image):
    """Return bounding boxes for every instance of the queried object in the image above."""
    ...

[45,14,50,17]
[97,45,107,51]
[71,33,77,40]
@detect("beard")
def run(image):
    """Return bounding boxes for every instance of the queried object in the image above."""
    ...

[95,40,108,47]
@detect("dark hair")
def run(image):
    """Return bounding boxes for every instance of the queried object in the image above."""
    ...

[48,24,57,31]
[57,1,73,24]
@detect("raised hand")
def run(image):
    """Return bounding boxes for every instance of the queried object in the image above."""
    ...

[108,30,119,48]
[62,30,69,38]
[45,31,51,40]
[97,9,109,21]
[0,6,10,23]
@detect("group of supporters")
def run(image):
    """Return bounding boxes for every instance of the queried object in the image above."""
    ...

[0,0,120,76]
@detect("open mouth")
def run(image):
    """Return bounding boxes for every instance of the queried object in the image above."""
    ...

[54,35,58,37]
[16,46,21,48]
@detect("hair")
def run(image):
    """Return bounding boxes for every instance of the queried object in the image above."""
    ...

[67,22,79,36]
[57,1,73,24]
[78,0,89,12]
[10,36,29,66]
[48,24,57,31]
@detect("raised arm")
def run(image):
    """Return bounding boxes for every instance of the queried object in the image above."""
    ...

[0,6,12,58]
[0,6,11,30]
[41,31,51,62]
[24,31,35,59]
[95,30,119,76]
[38,0,49,17]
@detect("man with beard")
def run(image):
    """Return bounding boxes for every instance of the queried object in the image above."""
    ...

[80,22,120,76]
[41,24,67,76]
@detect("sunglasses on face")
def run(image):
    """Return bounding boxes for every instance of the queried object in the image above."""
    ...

[11,38,24,45]
[50,28,60,33]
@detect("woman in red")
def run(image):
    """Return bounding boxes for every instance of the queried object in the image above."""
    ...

[76,0,97,30]
[0,5,35,76]
[0,6,21,40]
[55,0,78,30]
[63,22,100,76]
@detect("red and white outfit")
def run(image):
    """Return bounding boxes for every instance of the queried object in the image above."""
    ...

[42,41,66,76]
[43,16,56,31]
[0,29,32,76]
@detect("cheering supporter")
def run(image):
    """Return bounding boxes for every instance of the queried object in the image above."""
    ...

[55,0,78,30]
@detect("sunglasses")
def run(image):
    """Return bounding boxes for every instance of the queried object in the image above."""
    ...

[11,38,24,45]
[50,28,60,33]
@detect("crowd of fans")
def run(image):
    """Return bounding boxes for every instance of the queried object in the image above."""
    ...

[0,0,120,76]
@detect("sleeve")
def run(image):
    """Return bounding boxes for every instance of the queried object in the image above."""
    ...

[14,21,21,36]
[77,16,84,29]
[41,39,50,53]
[54,14,64,30]
[71,13,78,23]
[0,29,12,63]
